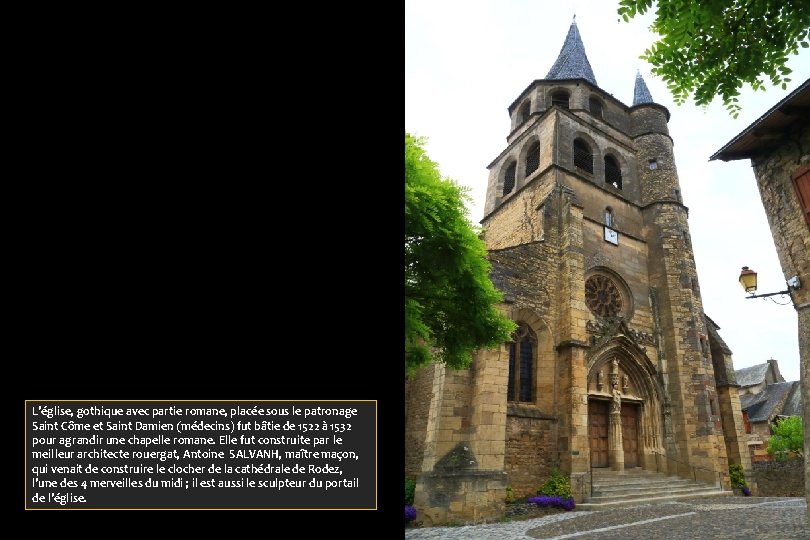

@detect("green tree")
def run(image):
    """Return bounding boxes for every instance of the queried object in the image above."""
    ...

[767,416,804,460]
[618,0,810,117]
[405,133,516,376]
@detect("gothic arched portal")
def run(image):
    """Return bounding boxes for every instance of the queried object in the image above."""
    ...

[586,338,664,470]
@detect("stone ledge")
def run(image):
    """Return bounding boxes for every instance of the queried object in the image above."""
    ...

[507,403,558,420]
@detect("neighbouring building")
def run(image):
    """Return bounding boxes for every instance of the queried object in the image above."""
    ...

[406,18,754,525]
[710,77,809,521]
[735,359,803,461]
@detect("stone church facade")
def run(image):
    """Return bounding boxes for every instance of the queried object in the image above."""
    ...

[405,20,753,525]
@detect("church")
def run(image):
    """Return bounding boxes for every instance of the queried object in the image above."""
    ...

[405,18,754,525]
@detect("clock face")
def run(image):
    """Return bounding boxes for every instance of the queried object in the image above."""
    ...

[604,227,618,245]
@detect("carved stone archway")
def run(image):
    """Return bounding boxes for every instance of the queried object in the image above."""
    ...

[585,321,665,471]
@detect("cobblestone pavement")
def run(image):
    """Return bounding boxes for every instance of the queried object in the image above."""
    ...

[404,497,808,539]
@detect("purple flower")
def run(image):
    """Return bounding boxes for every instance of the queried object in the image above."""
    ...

[527,495,575,511]
[405,505,417,523]
[742,487,751,496]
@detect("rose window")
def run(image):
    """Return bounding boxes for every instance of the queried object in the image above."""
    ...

[585,275,623,317]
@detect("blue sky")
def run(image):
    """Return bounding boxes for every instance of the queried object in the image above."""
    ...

[405,0,809,382]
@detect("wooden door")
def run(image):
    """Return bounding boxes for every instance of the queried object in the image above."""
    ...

[589,400,609,467]
[621,403,639,468]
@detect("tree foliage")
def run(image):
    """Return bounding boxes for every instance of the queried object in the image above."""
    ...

[405,133,516,375]
[618,0,810,117]
[767,415,804,460]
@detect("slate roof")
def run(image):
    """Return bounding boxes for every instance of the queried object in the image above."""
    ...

[734,363,770,388]
[633,70,654,105]
[740,381,800,422]
[781,382,803,417]
[545,18,597,86]
[704,315,732,354]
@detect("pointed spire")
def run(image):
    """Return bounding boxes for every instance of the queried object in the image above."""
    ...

[545,17,597,86]
[633,70,654,105]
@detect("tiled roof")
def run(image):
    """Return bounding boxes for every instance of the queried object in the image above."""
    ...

[545,18,597,86]
[632,71,654,105]
[740,381,799,423]
[781,382,803,417]
[734,363,769,387]
[705,315,732,355]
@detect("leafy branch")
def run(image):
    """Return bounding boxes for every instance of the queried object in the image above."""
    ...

[618,0,810,117]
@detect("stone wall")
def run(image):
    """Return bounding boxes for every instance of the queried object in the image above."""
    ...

[415,469,507,525]
[752,458,805,497]
[750,117,809,520]
[483,170,555,249]
[485,114,556,217]
[405,364,438,479]
[504,410,556,496]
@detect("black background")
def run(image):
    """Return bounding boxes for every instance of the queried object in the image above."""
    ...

[14,3,402,534]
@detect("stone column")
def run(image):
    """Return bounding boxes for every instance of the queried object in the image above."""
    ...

[609,389,624,471]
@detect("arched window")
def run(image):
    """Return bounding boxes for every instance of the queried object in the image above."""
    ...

[518,101,531,124]
[604,155,622,189]
[525,142,540,178]
[507,323,536,402]
[604,207,614,227]
[589,97,602,118]
[573,139,593,174]
[551,91,569,109]
[503,162,516,196]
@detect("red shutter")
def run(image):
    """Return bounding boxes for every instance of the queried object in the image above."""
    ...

[792,163,810,231]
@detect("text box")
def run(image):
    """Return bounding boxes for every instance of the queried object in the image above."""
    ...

[25,400,376,509]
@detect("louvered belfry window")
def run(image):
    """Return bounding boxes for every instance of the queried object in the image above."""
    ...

[589,97,602,118]
[519,102,530,124]
[525,142,540,178]
[551,91,569,109]
[605,155,622,189]
[503,162,516,196]
[574,139,593,174]
[507,324,536,403]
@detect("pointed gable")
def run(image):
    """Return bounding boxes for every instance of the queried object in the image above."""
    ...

[633,71,654,105]
[545,18,597,86]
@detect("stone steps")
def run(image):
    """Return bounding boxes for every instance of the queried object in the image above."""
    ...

[580,468,731,510]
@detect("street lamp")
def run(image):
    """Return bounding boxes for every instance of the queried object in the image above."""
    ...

[738,266,802,299]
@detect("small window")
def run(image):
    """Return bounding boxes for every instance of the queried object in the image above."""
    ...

[507,323,536,403]
[792,163,810,231]
[551,91,569,109]
[525,142,540,178]
[604,207,614,227]
[605,155,622,189]
[588,97,602,118]
[649,159,658,170]
[503,162,516,196]
[518,101,531,125]
[573,139,593,174]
